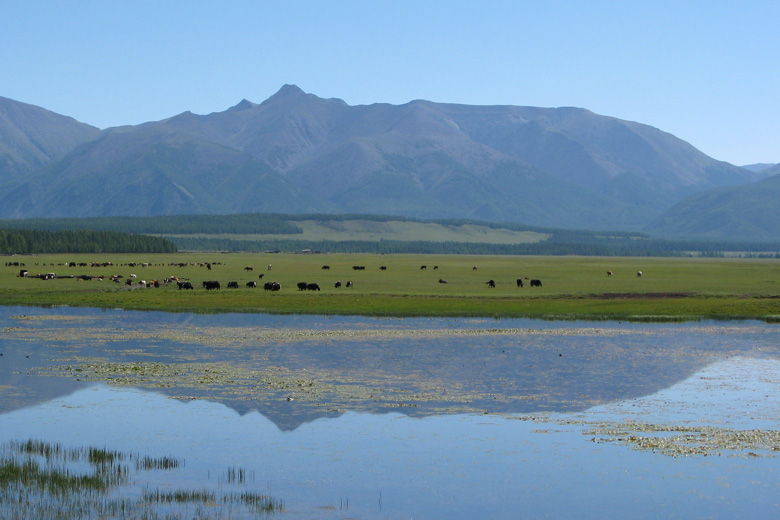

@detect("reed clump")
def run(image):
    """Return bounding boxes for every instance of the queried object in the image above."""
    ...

[0,440,284,519]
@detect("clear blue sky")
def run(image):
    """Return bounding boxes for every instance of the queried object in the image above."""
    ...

[2,1,777,165]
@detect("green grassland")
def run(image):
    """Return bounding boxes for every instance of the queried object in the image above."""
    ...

[2,253,780,321]
[162,219,551,244]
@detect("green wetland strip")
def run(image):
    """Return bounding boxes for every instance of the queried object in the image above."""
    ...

[2,253,780,321]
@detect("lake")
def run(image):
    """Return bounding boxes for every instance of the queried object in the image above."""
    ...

[1,306,779,518]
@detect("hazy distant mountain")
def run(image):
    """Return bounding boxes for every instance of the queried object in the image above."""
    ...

[0,96,99,181]
[740,163,777,173]
[0,86,767,232]
[646,172,780,241]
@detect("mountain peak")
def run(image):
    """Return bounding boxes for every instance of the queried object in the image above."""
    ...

[266,84,307,101]
[228,99,257,112]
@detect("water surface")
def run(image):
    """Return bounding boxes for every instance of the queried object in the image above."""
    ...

[1,306,778,518]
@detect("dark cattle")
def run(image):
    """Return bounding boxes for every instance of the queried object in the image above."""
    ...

[637,271,643,277]
[322,265,330,270]
[203,280,221,290]
[297,281,309,291]
[346,281,353,288]
[607,271,613,276]
[472,266,478,270]
[420,265,427,270]
[77,275,93,281]
[307,283,321,291]
[244,266,253,271]
[177,281,194,290]
[352,265,365,271]
[334,281,342,288]
[439,278,447,284]
[264,281,281,291]
[227,281,239,289]
[379,266,387,270]
[433,266,438,270]
[258,274,264,279]
[246,281,257,288]
[19,270,28,277]
[516,278,524,287]
[530,279,542,287]
[486,279,496,288]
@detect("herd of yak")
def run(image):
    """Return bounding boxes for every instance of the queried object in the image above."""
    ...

[9,260,546,291]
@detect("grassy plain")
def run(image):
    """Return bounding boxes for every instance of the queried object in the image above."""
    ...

[2,253,780,321]
[162,219,551,244]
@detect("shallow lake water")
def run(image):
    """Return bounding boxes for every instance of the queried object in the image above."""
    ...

[1,306,779,518]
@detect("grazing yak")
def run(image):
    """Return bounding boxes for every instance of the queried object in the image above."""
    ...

[297,281,308,291]
[307,283,321,291]
[203,280,221,290]
[322,265,330,270]
[177,281,194,290]
[486,279,496,288]
[516,278,524,287]
[607,271,613,276]
[334,281,342,288]
[346,281,353,288]
[246,281,257,288]
[227,281,239,289]
[439,278,448,284]
[263,281,281,291]
[530,279,542,287]
[637,271,643,277]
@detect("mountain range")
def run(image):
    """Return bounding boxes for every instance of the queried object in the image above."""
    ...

[0,85,775,239]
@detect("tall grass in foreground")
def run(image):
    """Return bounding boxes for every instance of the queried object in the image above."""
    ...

[0,440,284,519]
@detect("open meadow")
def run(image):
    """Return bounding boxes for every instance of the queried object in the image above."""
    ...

[3,253,780,320]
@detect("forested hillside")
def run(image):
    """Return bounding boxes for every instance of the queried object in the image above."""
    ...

[2,213,777,257]
[0,229,177,254]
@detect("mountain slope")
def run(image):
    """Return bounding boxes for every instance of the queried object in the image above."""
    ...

[0,127,321,218]
[0,96,100,180]
[646,173,780,241]
[0,86,766,231]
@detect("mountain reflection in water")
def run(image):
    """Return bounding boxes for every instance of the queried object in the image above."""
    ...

[1,355,779,519]
[1,307,779,518]
[1,306,779,431]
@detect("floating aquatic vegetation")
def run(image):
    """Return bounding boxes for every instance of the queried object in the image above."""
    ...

[585,422,780,457]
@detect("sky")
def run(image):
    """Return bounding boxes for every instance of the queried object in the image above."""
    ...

[1,1,778,166]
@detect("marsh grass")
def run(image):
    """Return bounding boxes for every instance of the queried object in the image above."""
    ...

[0,440,284,519]
[2,253,780,320]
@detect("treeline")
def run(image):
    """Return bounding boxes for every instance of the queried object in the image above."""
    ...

[2,213,780,256]
[170,236,780,257]
[0,229,177,254]
[0,212,647,242]
[0,214,302,235]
